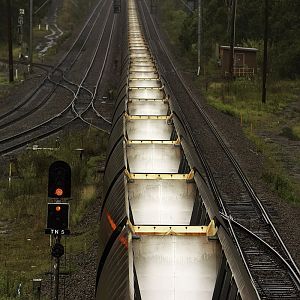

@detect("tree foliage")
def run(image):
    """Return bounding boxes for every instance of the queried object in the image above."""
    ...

[159,0,300,79]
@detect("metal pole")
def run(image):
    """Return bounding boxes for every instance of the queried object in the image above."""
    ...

[8,162,12,188]
[262,0,268,104]
[197,0,201,76]
[54,236,60,300]
[6,0,14,82]
[229,0,237,79]
[29,0,33,73]
[226,0,231,37]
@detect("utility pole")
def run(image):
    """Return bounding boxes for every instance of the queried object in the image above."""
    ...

[193,0,197,11]
[262,0,269,104]
[197,0,202,76]
[29,0,33,73]
[6,0,14,82]
[225,0,231,37]
[54,235,61,300]
[229,0,237,79]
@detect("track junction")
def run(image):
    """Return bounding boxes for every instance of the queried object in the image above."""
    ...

[0,0,117,155]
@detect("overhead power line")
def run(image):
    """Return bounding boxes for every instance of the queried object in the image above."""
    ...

[229,0,237,79]
[34,0,51,15]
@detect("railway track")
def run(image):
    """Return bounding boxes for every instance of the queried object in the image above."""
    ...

[0,0,118,155]
[139,0,300,298]
[96,1,224,298]
[0,0,110,136]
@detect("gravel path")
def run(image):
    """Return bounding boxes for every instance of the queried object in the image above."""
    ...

[35,0,64,56]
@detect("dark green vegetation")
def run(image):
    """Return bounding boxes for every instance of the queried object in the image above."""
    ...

[58,0,96,32]
[159,0,300,79]
[156,0,300,203]
[0,128,108,299]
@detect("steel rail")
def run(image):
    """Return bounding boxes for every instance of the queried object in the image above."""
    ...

[0,0,107,126]
[0,59,54,74]
[88,18,115,125]
[0,3,115,155]
[140,0,300,296]
[0,60,85,96]
[220,212,300,284]
[73,9,115,127]
[138,2,261,297]
[0,77,76,131]
[143,0,300,275]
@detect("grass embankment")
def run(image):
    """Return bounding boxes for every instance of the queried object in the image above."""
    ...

[205,79,300,203]
[0,128,108,299]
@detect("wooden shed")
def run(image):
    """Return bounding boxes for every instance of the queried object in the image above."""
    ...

[219,46,258,77]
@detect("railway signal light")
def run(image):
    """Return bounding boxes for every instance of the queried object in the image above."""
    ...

[48,161,71,198]
[55,188,63,197]
[46,203,69,231]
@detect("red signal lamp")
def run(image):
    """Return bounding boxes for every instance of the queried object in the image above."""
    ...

[48,161,71,198]
[55,188,63,197]
[46,203,69,232]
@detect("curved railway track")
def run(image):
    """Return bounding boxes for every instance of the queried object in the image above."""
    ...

[139,0,300,298]
[0,0,109,132]
[0,0,117,155]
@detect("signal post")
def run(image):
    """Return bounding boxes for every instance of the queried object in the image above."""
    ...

[45,161,71,300]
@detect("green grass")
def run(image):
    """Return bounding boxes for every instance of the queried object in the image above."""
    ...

[206,79,298,120]
[0,72,9,86]
[280,127,300,141]
[246,131,300,203]
[291,125,300,140]
[0,128,108,298]
[205,79,300,204]
[0,46,20,61]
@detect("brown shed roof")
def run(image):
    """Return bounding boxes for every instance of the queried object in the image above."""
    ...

[220,46,258,52]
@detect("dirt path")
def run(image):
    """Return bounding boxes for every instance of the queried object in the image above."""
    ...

[35,0,64,57]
